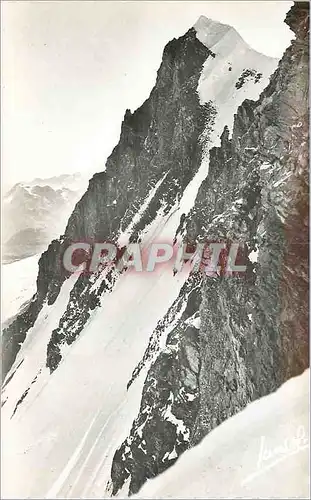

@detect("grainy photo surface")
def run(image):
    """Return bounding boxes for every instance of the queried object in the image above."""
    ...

[1,1,309,498]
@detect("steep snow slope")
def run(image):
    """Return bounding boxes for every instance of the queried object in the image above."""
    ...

[1,255,40,324]
[1,14,291,500]
[1,216,191,498]
[195,16,278,138]
[137,369,310,499]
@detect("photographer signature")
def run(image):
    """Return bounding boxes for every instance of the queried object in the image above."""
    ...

[242,425,309,486]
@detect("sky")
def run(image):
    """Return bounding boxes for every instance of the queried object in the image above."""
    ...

[1,1,294,188]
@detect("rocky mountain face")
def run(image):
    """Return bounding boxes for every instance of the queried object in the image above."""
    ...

[2,174,88,263]
[191,2,309,444]
[1,4,308,499]
[110,3,309,495]
[2,27,214,377]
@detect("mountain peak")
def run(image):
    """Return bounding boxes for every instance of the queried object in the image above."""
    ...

[194,15,245,51]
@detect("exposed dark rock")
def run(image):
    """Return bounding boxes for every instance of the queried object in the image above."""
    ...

[235,68,263,89]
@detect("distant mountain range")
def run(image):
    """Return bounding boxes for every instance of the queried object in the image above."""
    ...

[2,173,89,263]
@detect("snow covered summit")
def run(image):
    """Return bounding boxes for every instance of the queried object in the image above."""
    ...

[193,14,278,145]
[194,15,245,51]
